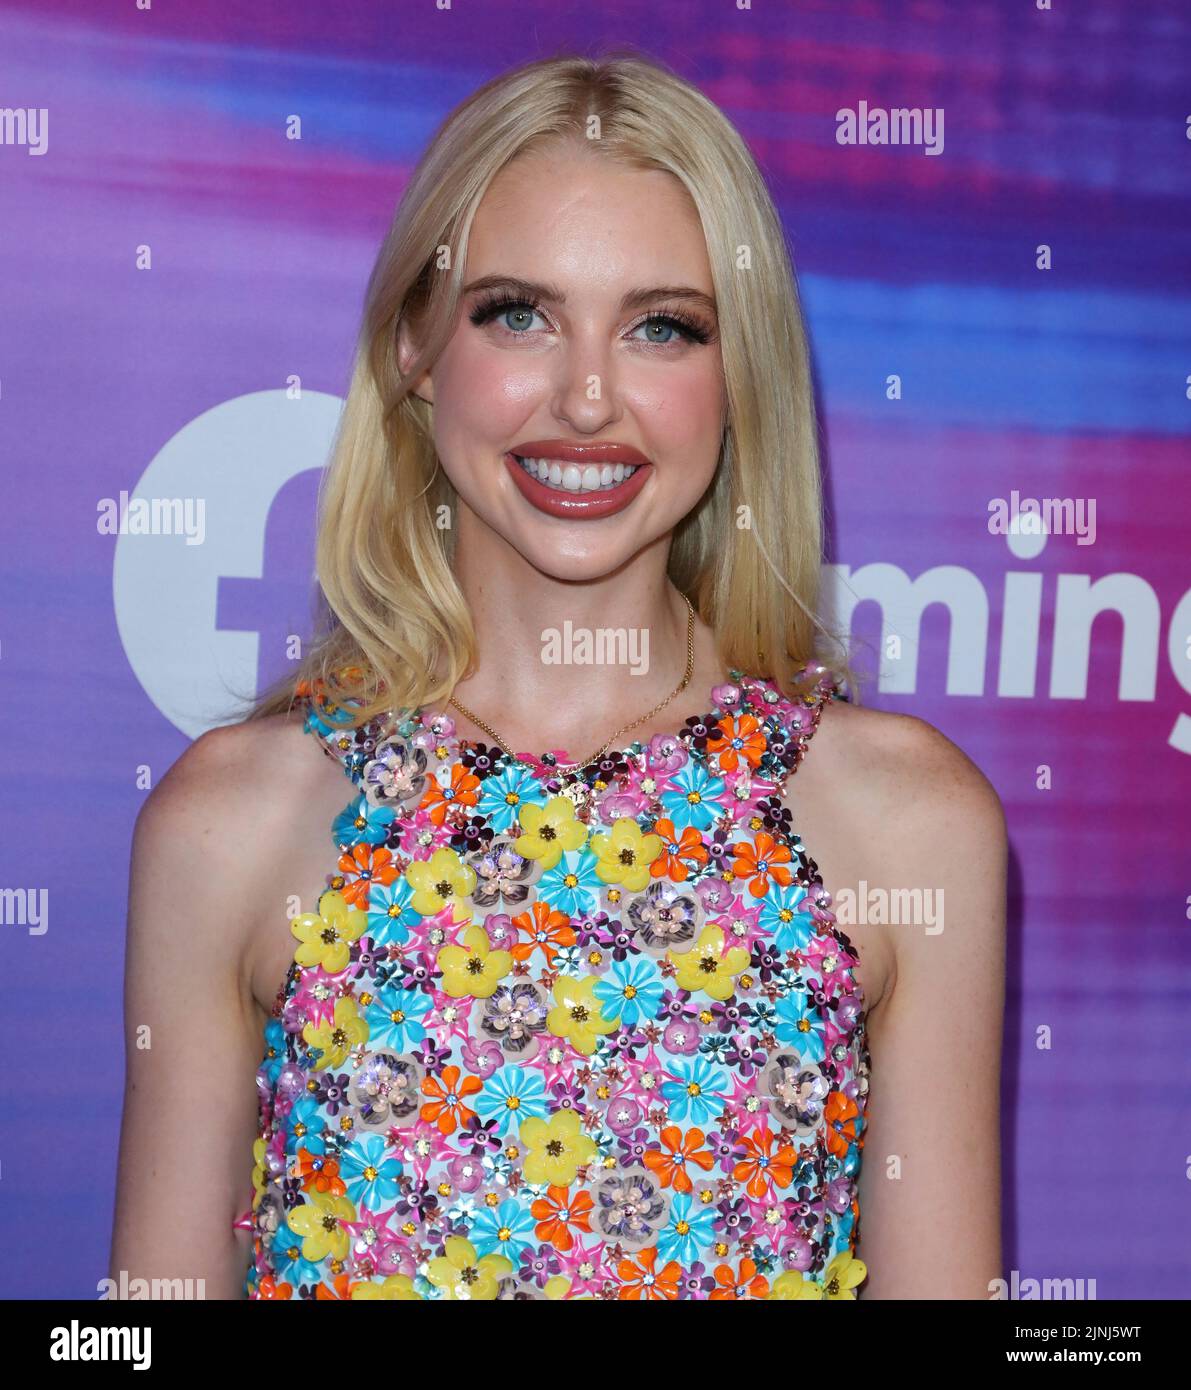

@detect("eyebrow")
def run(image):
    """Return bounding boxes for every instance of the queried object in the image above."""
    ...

[462,274,717,318]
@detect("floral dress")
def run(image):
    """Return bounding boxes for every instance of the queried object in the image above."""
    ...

[239,665,871,1300]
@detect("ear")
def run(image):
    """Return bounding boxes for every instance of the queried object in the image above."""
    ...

[396,315,434,405]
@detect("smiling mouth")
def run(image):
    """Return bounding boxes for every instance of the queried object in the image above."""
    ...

[511,453,640,494]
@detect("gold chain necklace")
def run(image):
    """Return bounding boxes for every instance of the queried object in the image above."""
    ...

[448,594,696,771]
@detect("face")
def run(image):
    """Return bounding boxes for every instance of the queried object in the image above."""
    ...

[402,141,727,581]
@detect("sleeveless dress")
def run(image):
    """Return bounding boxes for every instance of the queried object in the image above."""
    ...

[238,665,871,1300]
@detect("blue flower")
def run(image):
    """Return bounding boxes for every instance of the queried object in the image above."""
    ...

[595,955,665,1027]
[285,1095,327,1157]
[537,849,602,917]
[473,1065,548,1137]
[367,876,419,946]
[476,765,547,834]
[659,761,726,833]
[363,984,435,1052]
[340,1133,403,1210]
[660,1053,729,1125]
[760,883,813,953]
[333,795,395,849]
[271,1226,325,1286]
[470,1197,536,1260]
[656,1190,717,1264]
[260,1019,287,1086]
[774,992,826,1062]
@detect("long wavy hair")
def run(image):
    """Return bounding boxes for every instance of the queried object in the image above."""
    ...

[247,48,853,728]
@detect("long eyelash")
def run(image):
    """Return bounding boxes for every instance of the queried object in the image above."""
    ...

[638,309,713,346]
[468,291,538,327]
[468,291,714,345]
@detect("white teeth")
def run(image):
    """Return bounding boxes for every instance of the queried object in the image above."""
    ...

[515,456,640,494]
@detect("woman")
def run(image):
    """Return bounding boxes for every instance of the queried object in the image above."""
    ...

[111,52,1006,1300]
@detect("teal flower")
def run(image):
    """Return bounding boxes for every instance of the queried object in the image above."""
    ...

[340,1133,403,1210]
[537,849,602,917]
[774,991,826,1062]
[473,1064,548,1137]
[367,876,419,946]
[333,794,396,848]
[659,761,726,833]
[476,765,547,834]
[470,1197,536,1260]
[660,1053,729,1125]
[656,1189,717,1264]
[285,1094,327,1157]
[363,984,434,1052]
[760,883,814,953]
[595,955,664,1027]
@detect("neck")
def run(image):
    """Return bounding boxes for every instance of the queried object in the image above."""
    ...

[436,524,724,756]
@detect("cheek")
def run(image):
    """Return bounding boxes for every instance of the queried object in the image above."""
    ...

[434,342,548,454]
[630,365,725,465]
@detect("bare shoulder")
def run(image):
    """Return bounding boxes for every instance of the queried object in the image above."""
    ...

[135,710,324,847]
[129,709,337,954]
[809,697,1006,841]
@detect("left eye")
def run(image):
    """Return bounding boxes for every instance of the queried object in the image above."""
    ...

[631,317,680,344]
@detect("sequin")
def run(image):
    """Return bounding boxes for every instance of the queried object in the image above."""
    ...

[239,665,871,1300]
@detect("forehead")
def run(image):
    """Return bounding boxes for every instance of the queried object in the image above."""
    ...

[467,143,714,293]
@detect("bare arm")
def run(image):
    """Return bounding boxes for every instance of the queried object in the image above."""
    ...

[109,724,267,1300]
[853,715,1007,1298]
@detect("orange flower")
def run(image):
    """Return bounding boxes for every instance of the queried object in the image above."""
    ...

[420,764,481,826]
[617,1246,681,1300]
[649,818,710,882]
[257,1274,293,1300]
[641,1125,716,1194]
[419,1064,481,1135]
[706,713,767,772]
[511,900,576,966]
[530,1185,594,1252]
[732,1129,797,1199]
[293,1147,347,1197]
[314,1271,352,1300]
[729,830,794,898]
[824,1090,860,1159]
[710,1258,770,1300]
[336,842,399,908]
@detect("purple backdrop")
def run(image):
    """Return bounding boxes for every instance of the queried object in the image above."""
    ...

[1,0,1188,1299]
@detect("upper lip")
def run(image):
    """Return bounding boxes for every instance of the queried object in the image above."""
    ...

[509,440,651,467]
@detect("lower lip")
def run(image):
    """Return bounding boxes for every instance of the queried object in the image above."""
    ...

[505,453,651,520]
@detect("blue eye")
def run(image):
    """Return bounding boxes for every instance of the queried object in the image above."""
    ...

[469,296,545,333]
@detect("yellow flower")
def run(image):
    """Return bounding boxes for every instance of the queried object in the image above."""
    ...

[425,1236,511,1300]
[588,817,663,892]
[351,1274,423,1300]
[546,975,616,1054]
[286,1191,357,1263]
[514,796,587,869]
[544,1276,572,1300]
[290,889,367,974]
[821,1251,867,1299]
[251,1137,268,1203]
[668,923,751,1001]
[768,1270,825,1300]
[405,847,476,921]
[438,924,513,999]
[302,995,369,1069]
[521,1109,598,1186]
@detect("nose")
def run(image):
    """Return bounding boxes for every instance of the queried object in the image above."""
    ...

[549,326,622,435]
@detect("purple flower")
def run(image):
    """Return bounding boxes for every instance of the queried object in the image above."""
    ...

[617,1126,651,1165]
[662,1017,700,1055]
[461,1036,503,1079]
[519,1244,562,1288]
[549,1080,584,1113]
[605,1095,643,1136]
[316,1072,351,1115]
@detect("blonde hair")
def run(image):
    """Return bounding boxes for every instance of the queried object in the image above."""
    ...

[248,48,855,728]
